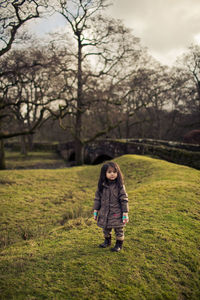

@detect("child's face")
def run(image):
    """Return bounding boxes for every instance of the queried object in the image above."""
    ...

[106,167,118,181]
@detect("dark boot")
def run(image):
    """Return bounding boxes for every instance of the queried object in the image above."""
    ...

[99,236,111,248]
[111,240,123,252]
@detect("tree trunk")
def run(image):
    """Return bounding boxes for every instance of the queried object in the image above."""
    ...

[75,136,84,165]
[117,124,122,138]
[0,139,6,170]
[27,134,34,151]
[75,35,84,165]
[75,100,83,164]
[20,135,27,155]
[125,112,130,139]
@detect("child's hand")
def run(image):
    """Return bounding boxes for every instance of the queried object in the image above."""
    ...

[93,210,98,220]
[122,212,129,224]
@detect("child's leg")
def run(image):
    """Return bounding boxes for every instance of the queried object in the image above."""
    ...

[103,227,112,239]
[111,227,124,252]
[99,228,112,248]
[114,227,124,241]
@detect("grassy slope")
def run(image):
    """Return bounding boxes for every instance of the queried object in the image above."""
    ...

[0,155,200,300]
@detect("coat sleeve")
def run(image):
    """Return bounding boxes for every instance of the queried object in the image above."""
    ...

[119,185,129,212]
[93,189,101,210]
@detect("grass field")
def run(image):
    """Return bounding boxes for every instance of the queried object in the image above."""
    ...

[5,151,67,169]
[0,153,200,299]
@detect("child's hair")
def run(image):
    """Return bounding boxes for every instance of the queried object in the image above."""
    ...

[98,162,124,192]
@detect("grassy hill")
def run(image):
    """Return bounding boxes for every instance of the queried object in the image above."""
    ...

[0,154,200,299]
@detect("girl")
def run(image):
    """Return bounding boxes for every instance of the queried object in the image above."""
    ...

[93,162,129,252]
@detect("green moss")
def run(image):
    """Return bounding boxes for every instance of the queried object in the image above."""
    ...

[0,155,200,299]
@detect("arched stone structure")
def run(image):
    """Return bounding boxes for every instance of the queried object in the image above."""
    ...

[57,138,200,169]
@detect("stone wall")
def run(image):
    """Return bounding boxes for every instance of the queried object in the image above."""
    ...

[125,141,200,170]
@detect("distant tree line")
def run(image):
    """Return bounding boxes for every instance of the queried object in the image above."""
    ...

[0,0,200,168]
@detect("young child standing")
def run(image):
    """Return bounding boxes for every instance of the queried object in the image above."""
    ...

[93,162,129,252]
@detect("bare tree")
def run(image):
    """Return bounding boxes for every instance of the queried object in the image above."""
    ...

[177,45,200,118]
[0,42,75,167]
[0,0,50,169]
[2,44,76,124]
[53,0,143,164]
[0,0,49,56]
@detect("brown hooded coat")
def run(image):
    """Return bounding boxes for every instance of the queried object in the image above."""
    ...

[93,181,129,228]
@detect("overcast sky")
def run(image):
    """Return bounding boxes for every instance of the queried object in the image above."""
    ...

[107,0,200,65]
[30,0,200,66]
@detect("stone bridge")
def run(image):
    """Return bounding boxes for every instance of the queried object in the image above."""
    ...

[57,140,128,165]
[57,139,200,169]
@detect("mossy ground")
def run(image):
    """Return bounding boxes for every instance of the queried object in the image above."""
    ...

[0,153,200,299]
